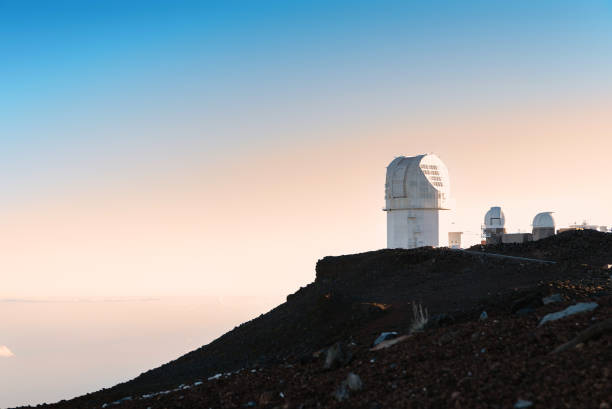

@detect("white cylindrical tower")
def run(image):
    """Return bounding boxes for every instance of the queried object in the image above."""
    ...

[384,154,451,249]
[532,212,555,241]
[483,206,506,244]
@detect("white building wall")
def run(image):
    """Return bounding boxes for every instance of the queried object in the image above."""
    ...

[387,209,449,248]
[448,231,462,249]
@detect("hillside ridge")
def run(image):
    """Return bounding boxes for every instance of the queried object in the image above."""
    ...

[20,230,612,409]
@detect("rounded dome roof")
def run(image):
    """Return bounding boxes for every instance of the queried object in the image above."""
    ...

[384,153,450,210]
[484,206,505,228]
[533,212,555,229]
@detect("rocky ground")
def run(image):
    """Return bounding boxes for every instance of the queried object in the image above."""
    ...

[471,229,612,267]
[20,230,612,409]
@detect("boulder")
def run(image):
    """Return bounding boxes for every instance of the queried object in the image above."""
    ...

[539,302,599,326]
[324,342,352,370]
[372,332,398,347]
[514,399,533,408]
[333,372,362,402]
[542,293,563,305]
[346,372,363,391]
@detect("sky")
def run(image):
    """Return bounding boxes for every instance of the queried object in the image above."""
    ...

[1,0,612,298]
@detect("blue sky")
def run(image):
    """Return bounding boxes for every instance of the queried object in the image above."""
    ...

[0,0,610,203]
[3,1,610,148]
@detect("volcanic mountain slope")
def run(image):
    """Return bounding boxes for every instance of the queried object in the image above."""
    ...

[23,231,612,409]
[72,296,612,409]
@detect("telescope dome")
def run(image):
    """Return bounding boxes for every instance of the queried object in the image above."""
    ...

[384,153,450,211]
[484,207,505,229]
[533,212,555,229]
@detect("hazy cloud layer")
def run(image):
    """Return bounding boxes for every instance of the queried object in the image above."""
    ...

[0,297,160,304]
[0,345,14,358]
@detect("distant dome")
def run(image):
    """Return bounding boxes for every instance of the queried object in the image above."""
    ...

[384,153,450,210]
[484,207,505,229]
[533,212,555,229]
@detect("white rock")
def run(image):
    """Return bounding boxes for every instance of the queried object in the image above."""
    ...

[542,293,563,305]
[373,332,398,346]
[346,373,362,391]
[539,302,598,326]
[514,399,533,408]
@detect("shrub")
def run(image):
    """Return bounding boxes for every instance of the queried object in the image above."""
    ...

[410,302,429,334]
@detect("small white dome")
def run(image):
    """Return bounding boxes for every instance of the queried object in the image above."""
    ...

[533,212,555,229]
[484,206,505,228]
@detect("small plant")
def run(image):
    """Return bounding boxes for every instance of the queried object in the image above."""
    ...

[409,302,429,334]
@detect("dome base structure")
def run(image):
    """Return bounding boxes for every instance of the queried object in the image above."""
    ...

[386,208,451,249]
[533,227,555,241]
[532,212,556,241]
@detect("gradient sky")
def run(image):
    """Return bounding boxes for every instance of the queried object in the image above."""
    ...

[1,0,612,297]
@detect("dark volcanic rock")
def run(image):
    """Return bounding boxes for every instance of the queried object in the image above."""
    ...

[323,342,352,369]
[425,313,455,329]
[54,295,612,409]
[511,292,544,314]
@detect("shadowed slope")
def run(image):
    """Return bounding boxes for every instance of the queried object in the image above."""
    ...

[25,234,612,409]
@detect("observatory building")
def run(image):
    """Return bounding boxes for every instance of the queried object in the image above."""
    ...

[558,222,608,233]
[483,206,506,244]
[532,212,555,241]
[482,208,558,244]
[384,154,451,249]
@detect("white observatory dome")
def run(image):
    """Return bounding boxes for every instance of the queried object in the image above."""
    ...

[533,212,555,229]
[384,153,450,211]
[484,207,505,229]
